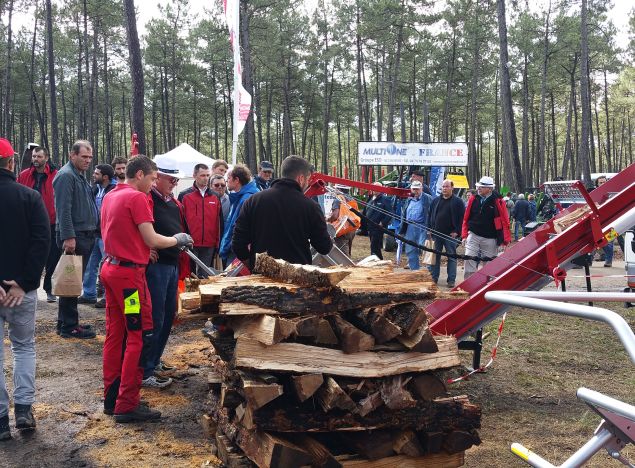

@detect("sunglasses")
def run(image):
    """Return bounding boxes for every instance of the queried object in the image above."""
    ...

[160,176,178,185]
[212,183,226,188]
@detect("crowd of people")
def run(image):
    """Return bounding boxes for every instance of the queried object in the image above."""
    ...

[0,137,334,435]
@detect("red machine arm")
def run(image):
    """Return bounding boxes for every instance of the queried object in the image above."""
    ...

[304,172,411,198]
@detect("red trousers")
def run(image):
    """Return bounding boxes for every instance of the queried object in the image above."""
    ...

[100,261,153,414]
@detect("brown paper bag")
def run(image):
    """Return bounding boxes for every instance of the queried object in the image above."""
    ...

[421,239,437,266]
[51,253,83,297]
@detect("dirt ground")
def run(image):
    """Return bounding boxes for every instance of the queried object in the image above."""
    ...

[1,235,632,467]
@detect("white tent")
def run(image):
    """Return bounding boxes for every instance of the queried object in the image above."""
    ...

[153,143,215,177]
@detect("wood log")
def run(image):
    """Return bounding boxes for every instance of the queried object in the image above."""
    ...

[221,285,438,315]
[346,309,402,344]
[410,374,448,401]
[329,315,375,354]
[215,432,255,468]
[315,319,339,345]
[248,395,481,433]
[234,336,460,378]
[335,452,465,468]
[392,430,424,457]
[379,375,416,410]
[340,431,394,460]
[232,315,295,345]
[286,434,342,468]
[357,391,383,417]
[254,253,352,287]
[291,373,324,402]
[397,324,439,353]
[318,377,357,412]
[207,371,223,390]
[239,374,284,410]
[239,431,312,468]
[221,384,243,409]
[180,291,201,309]
[420,432,444,454]
[290,315,320,337]
[442,430,481,454]
[384,302,428,337]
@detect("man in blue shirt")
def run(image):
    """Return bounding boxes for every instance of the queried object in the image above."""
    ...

[401,181,432,270]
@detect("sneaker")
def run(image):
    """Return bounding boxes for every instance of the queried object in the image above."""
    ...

[447,281,455,288]
[14,404,35,430]
[142,375,173,389]
[114,404,161,423]
[94,298,106,309]
[78,296,97,305]
[105,400,149,416]
[604,262,612,268]
[46,293,57,303]
[0,415,11,441]
[155,361,175,372]
[60,327,96,339]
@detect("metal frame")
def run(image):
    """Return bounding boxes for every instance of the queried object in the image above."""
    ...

[427,163,635,341]
[485,291,635,467]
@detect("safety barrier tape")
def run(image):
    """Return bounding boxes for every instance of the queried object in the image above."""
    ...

[447,312,507,384]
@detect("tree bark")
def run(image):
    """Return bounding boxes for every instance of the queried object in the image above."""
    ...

[578,0,592,185]
[123,0,147,154]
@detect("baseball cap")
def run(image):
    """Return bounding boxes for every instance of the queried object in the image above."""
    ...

[0,138,16,158]
[411,180,423,189]
[260,161,274,171]
[475,176,495,188]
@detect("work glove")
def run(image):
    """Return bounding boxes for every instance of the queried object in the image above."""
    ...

[174,233,194,249]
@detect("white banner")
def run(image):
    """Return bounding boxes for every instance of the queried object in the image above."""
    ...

[358,142,468,166]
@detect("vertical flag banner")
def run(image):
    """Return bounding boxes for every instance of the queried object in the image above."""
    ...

[223,0,252,165]
[430,166,446,197]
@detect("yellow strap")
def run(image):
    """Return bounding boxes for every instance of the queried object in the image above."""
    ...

[124,290,141,315]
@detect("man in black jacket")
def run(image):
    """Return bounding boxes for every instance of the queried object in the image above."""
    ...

[428,179,465,287]
[365,183,393,259]
[0,138,50,440]
[232,156,333,267]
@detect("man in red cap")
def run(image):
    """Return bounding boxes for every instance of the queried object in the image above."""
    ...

[0,138,50,440]
[100,155,193,422]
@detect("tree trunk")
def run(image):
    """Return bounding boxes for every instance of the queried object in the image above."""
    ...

[3,0,14,136]
[442,28,457,142]
[385,2,404,143]
[496,0,523,190]
[44,0,60,164]
[578,0,592,185]
[123,0,146,154]
[240,0,257,171]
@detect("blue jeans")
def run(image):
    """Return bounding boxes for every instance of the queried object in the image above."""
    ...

[143,263,178,379]
[0,291,37,418]
[514,220,527,240]
[430,235,459,284]
[404,225,426,271]
[82,238,104,299]
[603,242,614,264]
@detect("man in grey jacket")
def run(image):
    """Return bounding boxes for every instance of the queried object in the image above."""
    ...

[53,140,98,339]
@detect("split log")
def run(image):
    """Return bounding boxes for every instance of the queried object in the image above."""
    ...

[397,324,439,353]
[234,336,460,378]
[232,315,295,346]
[207,371,223,390]
[221,384,243,409]
[392,430,424,457]
[410,374,447,401]
[215,432,255,468]
[220,285,438,315]
[384,302,428,337]
[317,377,357,412]
[315,319,339,345]
[340,431,394,460]
[248,395,481,433]
[335,452,465,468]
[286,434,342,468]
[357,392,383,417]
[290,316,320,337]
[239,431,312,468]
[291,373,324,402]
[379,375,416,410]
[346,309,402,344]
[329,315,375,354]
[254,253,352,287]
[420,432,444,454]
[442,430,481,454]
[179,291,201,309]
[239,373,284,410]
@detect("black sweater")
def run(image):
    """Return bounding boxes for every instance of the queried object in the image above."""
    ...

[232,178,333,266]
[0,169,50,293]
[150,190,183,265]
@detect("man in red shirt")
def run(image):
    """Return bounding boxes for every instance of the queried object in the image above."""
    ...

[17,146,60,303]
[100,156,192,423]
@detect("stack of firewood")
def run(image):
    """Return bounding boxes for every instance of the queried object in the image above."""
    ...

[185,254,481,468]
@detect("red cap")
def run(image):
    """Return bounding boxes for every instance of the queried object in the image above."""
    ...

[0,138,16,158]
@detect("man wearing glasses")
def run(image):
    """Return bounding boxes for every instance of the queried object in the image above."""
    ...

[210,174,229,224]
[178,164,223,277]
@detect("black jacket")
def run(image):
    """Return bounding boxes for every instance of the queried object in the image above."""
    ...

[232,178,333,266]
[429,194,466,238]
[0,169,50,293]
[365,194,393,229]
[512,199,531,222]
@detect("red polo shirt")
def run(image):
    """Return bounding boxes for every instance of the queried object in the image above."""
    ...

[101,184,154,265]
